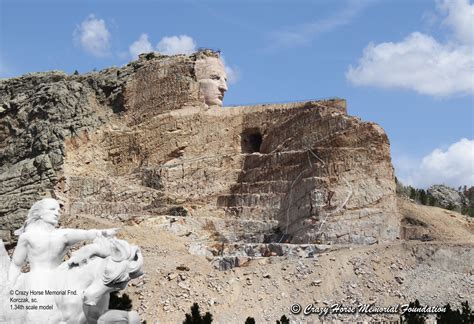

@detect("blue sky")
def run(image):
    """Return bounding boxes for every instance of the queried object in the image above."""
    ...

[1,0,473,188]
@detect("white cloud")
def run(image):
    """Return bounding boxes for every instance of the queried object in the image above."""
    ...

[397,138,474,188]
[129,33,153,59]
[346,33,473,96]
[347,0,474,97]
[225,65,240,85]
[74,15,111,57]
[270,0,373,48]
[438,0,474,45]
[221,56,240,85]
[156,35,196,55]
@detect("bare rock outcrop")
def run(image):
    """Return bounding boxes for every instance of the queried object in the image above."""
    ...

[428,185,467,211]
[0,51,400,246]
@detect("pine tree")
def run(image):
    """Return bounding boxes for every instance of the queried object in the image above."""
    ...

[460,301,473,323]
[276,315,290,324]
[400,300,427,324]
[108,292,133,311]
[436,303,461,323]
[183,303,213,324]
[428,194,436,206]
[419,189,427,205]
[245,317,256,324]
[409,187,417,200]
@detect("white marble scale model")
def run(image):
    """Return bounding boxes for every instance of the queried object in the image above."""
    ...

[0,198,143,324]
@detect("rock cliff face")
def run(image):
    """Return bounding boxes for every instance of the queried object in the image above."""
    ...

[0,52,400,245]
[427,185,467,212]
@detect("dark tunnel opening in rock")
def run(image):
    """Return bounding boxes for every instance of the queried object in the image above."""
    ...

[241,129,262,153]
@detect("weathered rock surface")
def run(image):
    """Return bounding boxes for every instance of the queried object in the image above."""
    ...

[428,185,467,212]
[1,51,399,246]
[61,199,472,323]
[1,52,472,323]
[0,71,108,241]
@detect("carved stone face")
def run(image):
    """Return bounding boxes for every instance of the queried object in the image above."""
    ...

[195,56,228,107]
[40,199,60,226]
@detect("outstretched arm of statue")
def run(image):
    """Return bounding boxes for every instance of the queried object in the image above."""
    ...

[7,235,28,287]
[61,228,119,246]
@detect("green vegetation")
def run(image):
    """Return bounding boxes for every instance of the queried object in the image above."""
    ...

[108,292,133,311]
[276,315,290,324]
[183,303,213,324]
[395,178,474,217]
[399,300,427,324]
[436,301,473,324]
[399,300,473,324]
